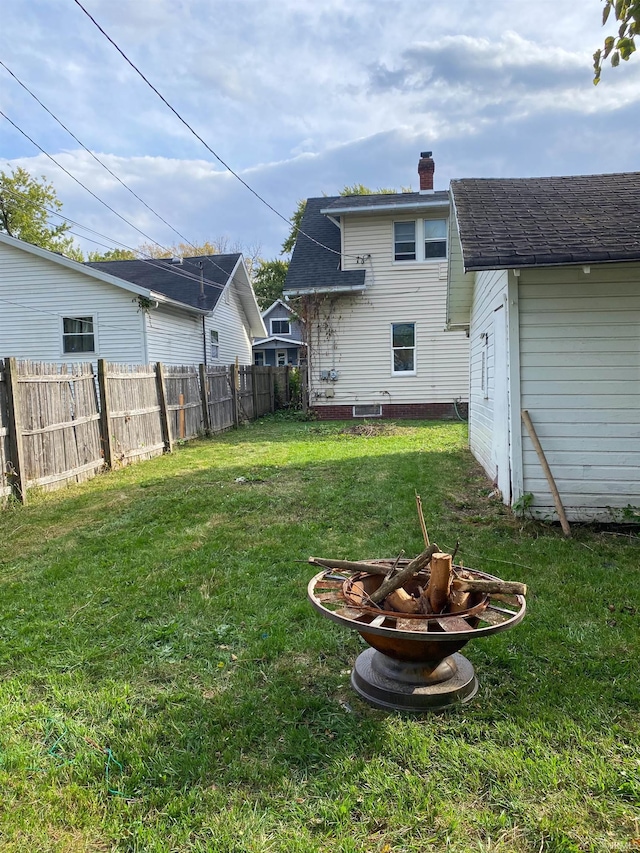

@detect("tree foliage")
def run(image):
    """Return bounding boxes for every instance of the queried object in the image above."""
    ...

[86,247,138,262]
[251,258,289,309]
[594,0,640,83]
[0,167,79,255]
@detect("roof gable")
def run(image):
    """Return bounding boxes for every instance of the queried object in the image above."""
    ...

[283,197,366,296]
[451,172,640,271]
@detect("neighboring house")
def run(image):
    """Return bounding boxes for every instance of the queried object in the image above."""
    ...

[283,153,469,419]
[252,299,305,366]
[447,172,640,522]
[0,231,266,367]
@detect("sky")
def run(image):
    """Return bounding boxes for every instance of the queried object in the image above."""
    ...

[1,0,639,262]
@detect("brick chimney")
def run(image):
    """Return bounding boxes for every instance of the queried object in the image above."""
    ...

[418,151,435,192]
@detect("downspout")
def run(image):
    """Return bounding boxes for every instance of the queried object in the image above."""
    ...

[199,261,207,365]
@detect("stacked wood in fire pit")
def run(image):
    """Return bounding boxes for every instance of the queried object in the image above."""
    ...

[308,548,526,616]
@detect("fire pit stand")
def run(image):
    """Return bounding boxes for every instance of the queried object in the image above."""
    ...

[308,566,526,713]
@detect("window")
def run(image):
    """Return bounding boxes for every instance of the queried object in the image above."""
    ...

[276,350,287,366]
[394,218,447,262]
[424,219,447,259]
[254,351,265,366]
[210,330,219,360]
[394,221,416,261]
[271,318,290,335]
[353,404,382,418]
[391,323,416,374]
[62,316,95,353]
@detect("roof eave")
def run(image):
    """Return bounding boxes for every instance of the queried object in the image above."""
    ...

[320,198,449,216]
[283,284,367,297]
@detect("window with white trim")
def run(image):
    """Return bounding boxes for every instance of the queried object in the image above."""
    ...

[394,218,447,262]
[62,316,95,354]
[254,351,265,366]
[391,323,416,374]
[210,330,219,360]
[271,318,290,335]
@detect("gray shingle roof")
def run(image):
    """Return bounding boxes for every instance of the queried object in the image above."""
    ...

[322,190,449,213]
[86,254,241,311]
[451,173,640,271]
[283,197,365,295]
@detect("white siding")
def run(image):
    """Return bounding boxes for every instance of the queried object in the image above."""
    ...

[518,263,640,521]
[206,281,254,366]
[446,214,474,328]
[146,304,204,365]
[0,242,146,363]
[467,269,509,479]
[309,212,469,407]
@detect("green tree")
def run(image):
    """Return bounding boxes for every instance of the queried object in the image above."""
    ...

[594,0,639,83]
[0,167,79,255]
[251,258,289,309]
[87,247,137,262]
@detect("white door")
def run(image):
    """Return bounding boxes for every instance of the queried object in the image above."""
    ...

[491,302,511,503]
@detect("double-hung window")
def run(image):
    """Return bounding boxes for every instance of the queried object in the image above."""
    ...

[394,218,447,262]
[271,318,290,335]
[210,330,219,360]
[391,323,416,374]
[62,316,95,354]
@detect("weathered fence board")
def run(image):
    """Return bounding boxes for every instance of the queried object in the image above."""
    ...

[1,359,298,504]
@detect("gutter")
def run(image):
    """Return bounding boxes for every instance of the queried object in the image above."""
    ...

[321,197,449,216]
[284,283,367,297]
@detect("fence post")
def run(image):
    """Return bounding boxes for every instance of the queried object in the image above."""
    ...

[270,367,276,413]
[251,365,258,420]
[285,365,290,407]
[232,362,239,427]
[5,357,27,504]
[155,361,173,452]
[199,363,211,435]
[97,359,115,469]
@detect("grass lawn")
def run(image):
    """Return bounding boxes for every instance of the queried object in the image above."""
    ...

[0,416,638,853]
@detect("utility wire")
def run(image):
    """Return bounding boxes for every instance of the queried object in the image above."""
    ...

[0,58,196,250]
[0,108,180,254]
[0,181,230,294]
[72,0,354,261]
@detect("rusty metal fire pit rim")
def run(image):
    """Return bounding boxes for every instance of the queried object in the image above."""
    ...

[308,569,526,642]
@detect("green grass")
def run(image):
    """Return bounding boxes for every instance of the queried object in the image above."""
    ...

[0,417,638,853]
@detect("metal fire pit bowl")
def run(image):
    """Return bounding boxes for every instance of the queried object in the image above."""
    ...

[308,566,526,713]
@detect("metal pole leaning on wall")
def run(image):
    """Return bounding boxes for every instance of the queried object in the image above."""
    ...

[155,362,173,452]
[5,357,27,503]
[97,359,114,469]
[199,363,211,435]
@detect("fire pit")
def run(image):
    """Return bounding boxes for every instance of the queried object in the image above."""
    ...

[308,561,526,712]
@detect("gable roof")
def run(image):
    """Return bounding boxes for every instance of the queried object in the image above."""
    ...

[0,230,207,315]
[322,190,449,215]
[283,197,366,296]
[261,298,296,318]
[87,254,241,312]
[451,172,640,272]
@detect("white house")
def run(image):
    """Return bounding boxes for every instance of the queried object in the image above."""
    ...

[283,153,469,419]
[252,298,305,366]
[0,232,266,367]
[447,172,640,522]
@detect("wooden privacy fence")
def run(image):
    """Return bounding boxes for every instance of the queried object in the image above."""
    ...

[1,358,296,504]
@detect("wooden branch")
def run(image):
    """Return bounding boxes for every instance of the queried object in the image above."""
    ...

[308,557,390,576]
[521,409,571,537]
[451,578,527,596]
[368,544,439,604]
[415,491,430,546]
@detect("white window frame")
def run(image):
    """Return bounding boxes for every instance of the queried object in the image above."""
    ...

[270,318,290,336]
[210,330,219,360]
[391,322,416,376]
[393,218,448,263]
[61,314,97,356]
[254,350,265,366]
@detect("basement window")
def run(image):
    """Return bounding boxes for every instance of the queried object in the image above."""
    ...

[62,316,95,354]
[353,404,382,418]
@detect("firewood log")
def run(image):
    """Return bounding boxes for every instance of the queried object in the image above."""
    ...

[368,544,438,604]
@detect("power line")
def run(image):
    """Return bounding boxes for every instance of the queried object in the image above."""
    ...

[71,0,353,261]
[0,58,196,250]
[0,181,231,294]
